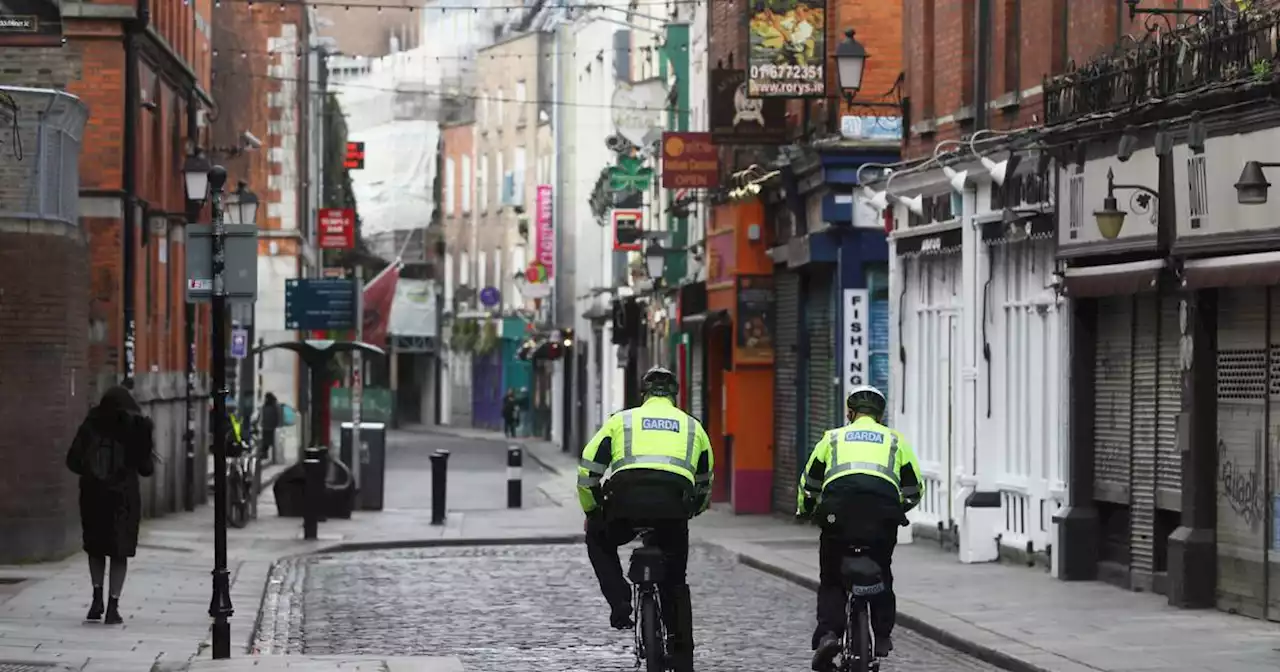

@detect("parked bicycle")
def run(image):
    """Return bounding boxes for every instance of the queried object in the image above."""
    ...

[225,417,260,529]
[628,527,669,672]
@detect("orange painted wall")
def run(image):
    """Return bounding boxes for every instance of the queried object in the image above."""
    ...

[705,200,776,514]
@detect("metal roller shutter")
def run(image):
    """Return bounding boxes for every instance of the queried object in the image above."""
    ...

[1156,296,1182,497]
[868,267,891,424]
[1215,287,1268,618]
[1130,295,1159,577]
[1094,296,1134,492]
[690,336,705,425]
[807,271,836,455]
[772,271,802,513]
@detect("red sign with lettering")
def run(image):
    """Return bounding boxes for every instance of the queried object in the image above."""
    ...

[661,132,719,189]
[318,208,355,249]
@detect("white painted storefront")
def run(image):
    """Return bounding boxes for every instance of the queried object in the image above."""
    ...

[887,154,1068,561]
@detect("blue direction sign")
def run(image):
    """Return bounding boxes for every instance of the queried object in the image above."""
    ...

[285,278,356,331]
[230,328,249,359]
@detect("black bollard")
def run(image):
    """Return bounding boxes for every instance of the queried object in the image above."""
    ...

[507,445,523,509]
[303,445,326,540]
[430,449,450,525]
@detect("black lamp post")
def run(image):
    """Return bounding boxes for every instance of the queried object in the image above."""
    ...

[1092,167,1159,241]
[184,157,234,660]
[834,29,867,106]
[182,151,211,514]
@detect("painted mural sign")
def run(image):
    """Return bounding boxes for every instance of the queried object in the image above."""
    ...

[745,0,827,98]
[709,67,787,145]
[842,288,870,403]
[736,275,775,364]
[706,230,735,287]
[535,184,554,278]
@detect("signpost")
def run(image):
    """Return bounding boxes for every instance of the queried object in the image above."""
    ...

[285,278,356,331]
[351,267,364,490]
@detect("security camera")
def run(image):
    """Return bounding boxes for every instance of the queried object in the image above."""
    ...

[240,131,263,150]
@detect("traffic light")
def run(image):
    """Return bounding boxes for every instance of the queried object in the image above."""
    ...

[344,142,365,170]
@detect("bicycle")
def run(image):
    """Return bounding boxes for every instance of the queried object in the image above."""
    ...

[627,527,669,672]
[832,543,885,672]
[225,430,259,529]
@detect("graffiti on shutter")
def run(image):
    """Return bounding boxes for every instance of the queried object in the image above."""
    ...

[1130,295,1158,576]
[1156,295,1182,497]
[773,271,802,513]
[807,272,836,455]
[1094,296,1133,494]
[1215,287,1268,619]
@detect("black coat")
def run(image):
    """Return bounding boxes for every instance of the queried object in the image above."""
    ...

[65,389,155,558]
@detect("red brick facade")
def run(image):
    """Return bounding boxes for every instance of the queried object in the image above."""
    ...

[902,0,1215,160]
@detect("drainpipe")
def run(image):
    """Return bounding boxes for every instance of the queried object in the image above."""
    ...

[183,91,199,511]
[973,0,992,131]
[122,0,150,382]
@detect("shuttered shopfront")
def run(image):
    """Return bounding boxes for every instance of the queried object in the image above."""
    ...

[1214,287,1280,621]
[689,332,705,425]
[772,270,803,513]
[806,269,837,458]
[1092,293,1182,589]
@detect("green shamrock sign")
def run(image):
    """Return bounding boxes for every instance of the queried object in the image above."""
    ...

[608,155,654,192]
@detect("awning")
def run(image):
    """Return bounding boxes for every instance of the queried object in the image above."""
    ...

[1180,251,1280,290]
[1062,259,1165,298]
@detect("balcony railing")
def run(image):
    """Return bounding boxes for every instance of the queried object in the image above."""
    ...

[1043,9,1280,126]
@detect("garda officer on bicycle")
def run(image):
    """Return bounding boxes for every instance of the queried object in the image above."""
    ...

[578,367,714,672]
[797,385,923,669]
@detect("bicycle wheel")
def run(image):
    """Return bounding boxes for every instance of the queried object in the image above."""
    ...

[639,590,665,672]
[227,473,248,529]
[846,603,872,672]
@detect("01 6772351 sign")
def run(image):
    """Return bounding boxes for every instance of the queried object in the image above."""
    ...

[745,0,828,99]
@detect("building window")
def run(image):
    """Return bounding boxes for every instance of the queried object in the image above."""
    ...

[515,80,526,103]
[479,250,488,289]
[496,150,505,206]
[461,154,472,213]
[444,253,455,307]
[1003,0,1021,94]
[479,154,488,212]
[460,250,471,287]
[478,94,487,126]
[496,88,504,126]
[514,145,527,207]
[445,156,457,215]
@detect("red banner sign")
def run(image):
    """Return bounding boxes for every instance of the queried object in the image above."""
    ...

[318,208,355,249]
[661,132,718,189]
[535,185,554,278]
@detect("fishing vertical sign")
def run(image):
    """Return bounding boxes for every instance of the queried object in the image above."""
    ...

[536,184,554,279]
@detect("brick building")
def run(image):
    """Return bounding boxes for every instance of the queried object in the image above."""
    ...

[211,1,320,458]
[0,0,217,562]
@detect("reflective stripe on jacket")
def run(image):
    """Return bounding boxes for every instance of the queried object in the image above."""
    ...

[576,396,714,514]
[796,415,924,514]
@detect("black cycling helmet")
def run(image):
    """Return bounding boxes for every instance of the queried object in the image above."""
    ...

[640,366,679,400]
[847,385,887,422]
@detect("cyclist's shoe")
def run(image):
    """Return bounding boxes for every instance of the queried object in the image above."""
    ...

[874,636,893,658]
[811,632,840,671]
[609,604,634,630]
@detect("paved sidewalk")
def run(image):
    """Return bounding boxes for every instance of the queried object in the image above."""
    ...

[0,429,580,672]
[522,440,1280,672]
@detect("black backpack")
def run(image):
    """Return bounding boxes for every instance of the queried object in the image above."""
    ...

[81,426,131,485]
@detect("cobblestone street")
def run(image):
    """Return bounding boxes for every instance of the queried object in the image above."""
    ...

[256,543,1001,672]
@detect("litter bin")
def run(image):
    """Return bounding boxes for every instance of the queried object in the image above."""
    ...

[340,421,388,511]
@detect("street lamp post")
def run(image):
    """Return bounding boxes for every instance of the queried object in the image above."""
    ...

[182,151,211,514]
[184,157,235,659]
[834,29,867,105]
[644,239,668,281]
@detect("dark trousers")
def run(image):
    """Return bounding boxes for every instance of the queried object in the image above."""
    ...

[503,418,517,437]
[585,514,695,661]
[815,520,898,646]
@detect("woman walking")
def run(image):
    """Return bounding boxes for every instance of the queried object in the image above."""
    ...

[65,385,155,625]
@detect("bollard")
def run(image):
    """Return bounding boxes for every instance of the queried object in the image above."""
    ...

[303,445,326,540]
[507,445,523,509]
[429,449,450,525]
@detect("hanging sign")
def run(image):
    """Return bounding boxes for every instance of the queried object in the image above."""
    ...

[318,208,356,249]
[610,78,668,148]
[745,0,828,98]
[613,209,644,251]
[608,155,654,192]
[661,132,719,189]
[0,0,63,47]
[842,288,870,403]
[535,184,555,278]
